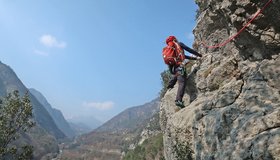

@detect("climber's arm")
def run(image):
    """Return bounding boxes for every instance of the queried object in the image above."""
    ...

[179,42,202,57]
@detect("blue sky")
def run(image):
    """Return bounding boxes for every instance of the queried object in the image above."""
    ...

[0,0,198,122]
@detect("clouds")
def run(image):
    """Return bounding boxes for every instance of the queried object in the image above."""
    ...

[33,49,48,56]
[83,101,114,111]
[40,34,67,48]
[34,34,66,56]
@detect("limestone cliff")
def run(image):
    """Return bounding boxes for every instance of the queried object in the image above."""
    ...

[160,0,280,159]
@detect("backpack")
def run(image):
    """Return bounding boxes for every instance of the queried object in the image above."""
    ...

[162,46,177,65]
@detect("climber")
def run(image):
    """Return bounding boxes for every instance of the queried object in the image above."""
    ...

[162,35,202,108]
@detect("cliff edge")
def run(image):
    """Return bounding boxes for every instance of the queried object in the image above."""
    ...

[160,0,280,159]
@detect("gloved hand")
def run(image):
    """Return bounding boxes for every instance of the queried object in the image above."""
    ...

[181,59,189,66]
[196,56,203,63]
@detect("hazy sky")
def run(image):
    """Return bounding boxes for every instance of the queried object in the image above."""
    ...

[0,0,198,122]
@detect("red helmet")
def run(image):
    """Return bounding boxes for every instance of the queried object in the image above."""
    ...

[166,36,177,44]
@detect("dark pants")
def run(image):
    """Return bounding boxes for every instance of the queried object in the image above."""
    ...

[168,69,186,102]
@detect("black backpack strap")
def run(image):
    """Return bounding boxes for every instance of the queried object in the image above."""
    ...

[168,65,176,75]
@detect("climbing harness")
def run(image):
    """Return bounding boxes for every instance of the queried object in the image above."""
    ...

[202,0,273,49]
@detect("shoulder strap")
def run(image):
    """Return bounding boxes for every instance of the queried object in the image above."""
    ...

[174,42,185,60]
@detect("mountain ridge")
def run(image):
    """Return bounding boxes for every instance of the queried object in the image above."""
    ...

[29,88,76,138]
[0,61,65,139]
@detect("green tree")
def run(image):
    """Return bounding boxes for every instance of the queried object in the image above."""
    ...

[0,90,35,159]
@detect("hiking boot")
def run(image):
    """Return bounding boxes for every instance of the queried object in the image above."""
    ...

[175,100,185,108]
[167,84,174,90]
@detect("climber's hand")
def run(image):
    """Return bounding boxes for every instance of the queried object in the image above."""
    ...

[181,59,189,66]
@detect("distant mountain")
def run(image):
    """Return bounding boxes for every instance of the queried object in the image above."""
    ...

[95,98,160,132]
[68,121,92,135]
[67,115,103,131]
[29,88,76,138]
[60,98,161,159]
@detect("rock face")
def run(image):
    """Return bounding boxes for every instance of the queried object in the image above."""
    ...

[160,0,280,159]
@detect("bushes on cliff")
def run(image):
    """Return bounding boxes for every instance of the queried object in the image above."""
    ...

[172,137,193,160]
[123,133,164,160]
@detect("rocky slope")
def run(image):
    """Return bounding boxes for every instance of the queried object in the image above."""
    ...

[160,0,280,159]
[122,113,164,160]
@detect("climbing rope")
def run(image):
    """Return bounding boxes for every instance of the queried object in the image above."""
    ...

[201,0,273,49]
